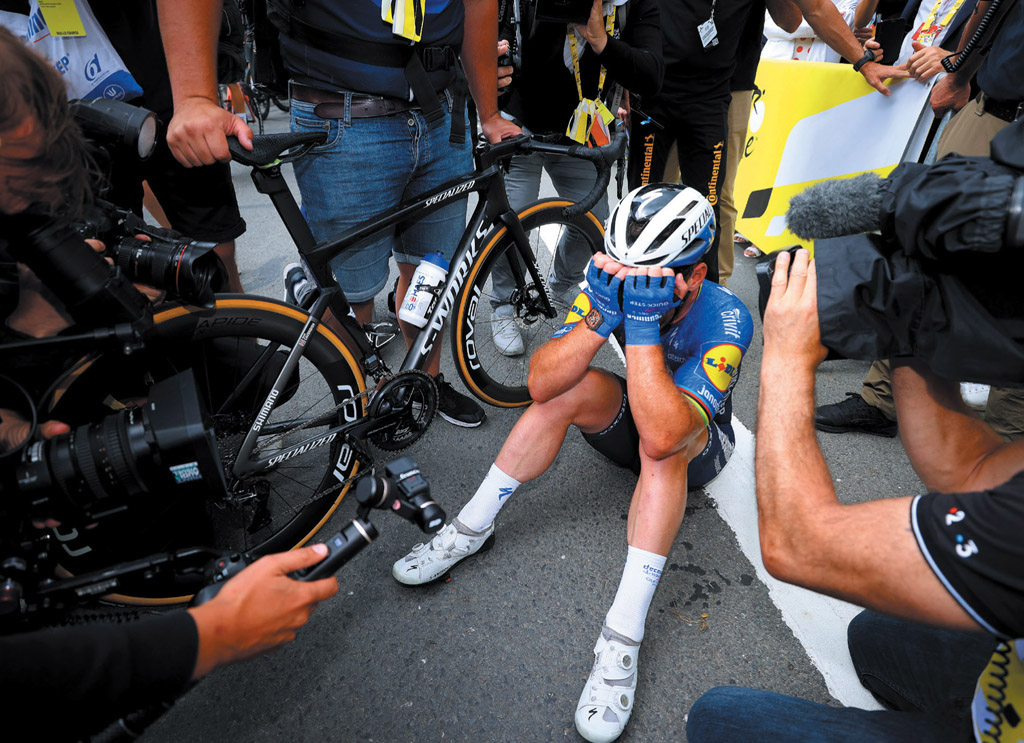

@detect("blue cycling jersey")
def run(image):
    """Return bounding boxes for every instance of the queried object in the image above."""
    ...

[556,282,754,425]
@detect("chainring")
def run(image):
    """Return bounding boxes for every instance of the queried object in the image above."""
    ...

[367,369,438,451]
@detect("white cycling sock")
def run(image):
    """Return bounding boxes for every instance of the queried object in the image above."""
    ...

[603,545,667,643]
[455,463,521,532]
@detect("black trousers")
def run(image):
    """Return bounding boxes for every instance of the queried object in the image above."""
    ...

[628,92,730,283]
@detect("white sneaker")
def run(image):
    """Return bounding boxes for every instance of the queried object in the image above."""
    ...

[575,626,640,743]
[961,382,990,411]
[492,304,525,356]
[391,519,495,585]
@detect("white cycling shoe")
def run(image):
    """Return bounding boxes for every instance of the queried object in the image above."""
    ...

[574,626,640,743]
[391,519,495,585]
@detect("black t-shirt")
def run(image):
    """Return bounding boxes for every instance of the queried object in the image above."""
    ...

[89,0,174,120]
[659,0,762,99]
[0,610,198,740]
[912,469,1024,639]
[502,0,664,135]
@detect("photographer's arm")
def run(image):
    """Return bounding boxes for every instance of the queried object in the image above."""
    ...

[891,360,1024,494]
[156,0,253,166]
[790,0,909,95]
[187,545,339,679]
[756,250,981,631]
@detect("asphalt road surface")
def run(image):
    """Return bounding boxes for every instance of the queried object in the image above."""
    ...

[143,111,925,743]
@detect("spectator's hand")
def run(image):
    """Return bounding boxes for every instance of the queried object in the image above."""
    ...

[166,96,253,168]
[479,113,522,144]
[864,38,884,63]
[497,40,514,91]
[574,0,609,54]
[859,61,910,96]
[853,26,874,43]
[903,41,947,82]
[929,72,971,115]
[621,267,677,346]
[187,544,338,680]
[762,249,826,368]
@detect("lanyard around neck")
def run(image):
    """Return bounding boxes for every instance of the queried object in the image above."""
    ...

[567,9,617,102]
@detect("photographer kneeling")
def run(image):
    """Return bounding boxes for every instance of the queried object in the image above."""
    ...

[687,247,1024,742]
[0,27,338,740]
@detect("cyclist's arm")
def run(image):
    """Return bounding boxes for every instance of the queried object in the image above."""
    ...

[463,0,521,143]
[527,306,608,402]
[156,0,253,167]
[624,345,707,460]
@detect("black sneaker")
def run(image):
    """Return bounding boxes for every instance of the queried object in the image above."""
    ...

[435,373,485,428]
[283,262,317,309]
[814,393,898,437]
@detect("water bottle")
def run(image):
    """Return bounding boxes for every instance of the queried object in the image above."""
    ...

[398,252,449,328]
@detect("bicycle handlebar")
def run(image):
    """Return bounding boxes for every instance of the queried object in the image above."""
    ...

[230,128,626,222]
[478,131,627,222]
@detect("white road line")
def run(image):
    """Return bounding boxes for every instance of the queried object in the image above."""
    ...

[705,421,883,710]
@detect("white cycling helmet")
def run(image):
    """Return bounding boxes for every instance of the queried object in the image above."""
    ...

[604,183,716,269]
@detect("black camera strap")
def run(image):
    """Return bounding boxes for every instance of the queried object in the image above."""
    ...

[266,0,467,143]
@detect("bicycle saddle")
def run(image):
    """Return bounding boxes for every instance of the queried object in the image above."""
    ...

[227,132,328,167]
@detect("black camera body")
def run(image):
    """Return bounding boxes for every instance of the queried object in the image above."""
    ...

[77,199,226,308]
[758,120,1024,386]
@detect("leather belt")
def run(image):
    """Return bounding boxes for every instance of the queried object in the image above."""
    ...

[980,92,1024,123]
[290,82,419,120]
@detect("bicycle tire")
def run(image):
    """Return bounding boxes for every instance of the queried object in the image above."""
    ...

[272,95,291,112]
[451,199,605,407]
[45,296,367,603]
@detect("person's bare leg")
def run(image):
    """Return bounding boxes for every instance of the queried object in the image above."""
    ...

[214,240,244,293]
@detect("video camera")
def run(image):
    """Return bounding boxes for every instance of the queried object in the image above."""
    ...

[756,118,1024,387]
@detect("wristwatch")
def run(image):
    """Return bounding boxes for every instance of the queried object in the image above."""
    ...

[853,48,877,72]
[585,307,604,332]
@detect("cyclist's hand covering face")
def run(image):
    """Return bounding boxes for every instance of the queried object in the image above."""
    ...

[622,267,678,345]
[583,254,626,337]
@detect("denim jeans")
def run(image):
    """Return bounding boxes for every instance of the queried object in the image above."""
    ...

[290,94,470,303]
[489,149,611,307]
[686,611,996,743]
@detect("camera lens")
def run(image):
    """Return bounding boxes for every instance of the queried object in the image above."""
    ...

[115,236,226,308]
[14,371,225,520]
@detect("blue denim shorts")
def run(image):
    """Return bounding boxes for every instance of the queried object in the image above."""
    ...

[290,94,471,303]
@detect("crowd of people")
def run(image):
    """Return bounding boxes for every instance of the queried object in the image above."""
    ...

[0,0,1022,741]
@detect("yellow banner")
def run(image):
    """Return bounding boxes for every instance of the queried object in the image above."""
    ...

[734,60,935,254]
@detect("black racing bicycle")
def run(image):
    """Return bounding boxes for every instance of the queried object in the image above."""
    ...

[42,131,623,603]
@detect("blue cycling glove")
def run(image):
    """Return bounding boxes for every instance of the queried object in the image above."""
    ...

[582,260,623,338]
[622,273,679,346]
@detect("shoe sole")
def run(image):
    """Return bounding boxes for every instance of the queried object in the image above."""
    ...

[814,422,898,438]
[438,409,485,428]
[395,533,495,585]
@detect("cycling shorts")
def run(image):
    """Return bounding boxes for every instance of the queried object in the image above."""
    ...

[581,374,735,488]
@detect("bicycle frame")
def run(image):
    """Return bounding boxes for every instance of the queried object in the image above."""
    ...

[231,140,553,479]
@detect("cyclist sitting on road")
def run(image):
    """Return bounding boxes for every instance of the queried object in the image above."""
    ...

[391,184,753,743]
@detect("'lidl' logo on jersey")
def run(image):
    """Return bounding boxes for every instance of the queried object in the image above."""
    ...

[703,344,742,392]
[565,292,591,325]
